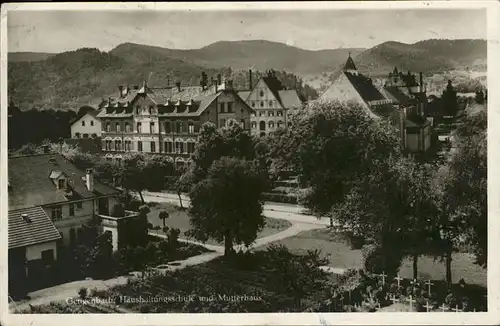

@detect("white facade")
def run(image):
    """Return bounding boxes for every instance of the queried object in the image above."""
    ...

[71,113,102,138]
[25,241,58,261]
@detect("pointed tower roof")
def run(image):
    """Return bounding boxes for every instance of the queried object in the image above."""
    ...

[343,53,357,71]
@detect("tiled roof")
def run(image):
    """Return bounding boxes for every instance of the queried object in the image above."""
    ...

[383,87,411,105]
[344,72,386,102]
[278,90,302,108]
[99,84,252,118]
[8,154,119,210]
[9,206,62,249]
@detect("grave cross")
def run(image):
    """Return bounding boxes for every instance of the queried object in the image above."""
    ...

[395,274,403,288]
[407,295,415,308]
[453,305,463,313]
[424,300,432,312]
[378,271,387,286]
[440,303,448,312]
[425,280,433,297]
[390,294,399,305]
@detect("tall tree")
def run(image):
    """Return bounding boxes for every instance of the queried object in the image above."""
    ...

[283,101,401,226]
[188,157,267,256]
[436,110,487,287]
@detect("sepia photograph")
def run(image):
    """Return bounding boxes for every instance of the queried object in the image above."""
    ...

[0,1,498,325]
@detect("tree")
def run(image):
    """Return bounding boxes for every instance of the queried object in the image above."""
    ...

[121,153,148,203]
[442,80,458,117]
[188,157,267,256]
[84,231,114,279]
[142,155,175,191]
[282,101,401,226]
[158,210,170,228]
[435,110,487,287]
[332,156,439,278]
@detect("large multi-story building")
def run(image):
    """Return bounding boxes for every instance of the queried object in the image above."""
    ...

[97,76,254,168]
[7,149,131,295]
[319,55,432,153]
[238,70,303,137]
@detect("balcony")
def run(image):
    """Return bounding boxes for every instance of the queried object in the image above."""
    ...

[99,210,140,229]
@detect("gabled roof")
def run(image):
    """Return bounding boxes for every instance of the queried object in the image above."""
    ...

[344,72,386,103]
[8,153,119,210]
[257,74,302,109]
[9,206,62,249]
[70,107,98,126]
[343,55,357,71]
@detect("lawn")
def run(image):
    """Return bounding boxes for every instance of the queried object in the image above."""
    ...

[147,202,292,246]
[267,228,487,287]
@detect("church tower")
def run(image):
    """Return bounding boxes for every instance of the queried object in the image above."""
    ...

[343,53,358,75]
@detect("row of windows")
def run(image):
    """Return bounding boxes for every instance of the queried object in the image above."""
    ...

[250,110,284,118]
[50,202,83,221]
[104,140,196,154]
[104,121,199,134]
[218,102,235,113]
[81,120,95,127]
[251,120,286,130]
[251,100,275,108]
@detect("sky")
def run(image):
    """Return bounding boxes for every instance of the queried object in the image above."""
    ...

[7,9,486,53]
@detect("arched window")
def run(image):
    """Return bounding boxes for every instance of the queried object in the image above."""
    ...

[260,90,264,97]
[251,121,257,129]
[260,101,264,107]
[116,123,121,132]
[136,122,142,133]
[125,122,130,132]
[269,100,273,107]
[268,121,275,128]
[75,132,81,138]
[106,123,111,132]
[259,121,266,131]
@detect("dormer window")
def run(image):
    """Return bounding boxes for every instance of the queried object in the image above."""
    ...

[58,178,66,190]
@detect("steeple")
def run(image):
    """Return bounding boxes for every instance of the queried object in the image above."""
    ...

[343,53,358,74]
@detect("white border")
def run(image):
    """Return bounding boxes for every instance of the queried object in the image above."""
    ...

[1,2,499,325]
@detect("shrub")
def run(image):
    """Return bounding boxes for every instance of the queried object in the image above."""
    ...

[362,244,403,277]
[78,287,88,300]
[168,228,181,246]
[110,203,125,217]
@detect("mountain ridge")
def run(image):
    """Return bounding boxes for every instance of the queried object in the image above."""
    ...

[8,38,486,110]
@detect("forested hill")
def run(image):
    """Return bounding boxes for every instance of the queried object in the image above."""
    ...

[8,47,317,110]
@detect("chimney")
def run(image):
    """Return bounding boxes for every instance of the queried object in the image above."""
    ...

[118,85,123,98]
[175,81,181,92]
[212,77,218,92]
[419,72,424,92]
[249,70,253,90]
[86,168,94,192]
[21,213,32,223]
[217,74,222,85]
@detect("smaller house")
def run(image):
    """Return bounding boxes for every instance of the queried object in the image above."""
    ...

[70,107,102,139]
[238,70,302,136]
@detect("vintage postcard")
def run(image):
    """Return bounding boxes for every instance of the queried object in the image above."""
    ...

[1,1,499,325]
